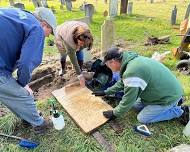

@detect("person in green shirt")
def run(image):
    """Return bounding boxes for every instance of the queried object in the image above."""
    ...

[92,47,189,125]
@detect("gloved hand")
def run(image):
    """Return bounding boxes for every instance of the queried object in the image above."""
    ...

[103,110,116,120]
[92,90,106,96]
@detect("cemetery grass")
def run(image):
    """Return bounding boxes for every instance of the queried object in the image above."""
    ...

[1,0,190,151]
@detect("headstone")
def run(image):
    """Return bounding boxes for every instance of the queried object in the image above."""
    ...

[120,0,128,14]
[9,0,14,6]
[109,0,118,18]
[13,3,25,9]
[170,5,177,25]
[103,10,108,17]
[127,2,133,15]
[32,0,42,7]
[184,3,190,19]
[65,0,72,11]
[60,0,65,5]
[84,4,94,23]
[101,19,115,56]
[41,0,48,8]
[168,144,190,152]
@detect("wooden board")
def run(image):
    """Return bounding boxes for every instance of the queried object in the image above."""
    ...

[52,85,113,133]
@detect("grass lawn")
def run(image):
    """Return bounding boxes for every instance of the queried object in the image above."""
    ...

[1,0,190,151]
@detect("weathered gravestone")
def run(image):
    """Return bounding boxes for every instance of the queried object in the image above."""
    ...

[101,19,115,56]
[184,3,190,19]
[168,144,190,152]
[120,0,128,14]
[170,5,177,25]
[41,0,48,8]
[109,0,118,18]
[32,0,42,8]
[13,3,25,9]
[84,4,94,23]
[65,0,72,11]
[127,2,133,15]
[60,0,65,5]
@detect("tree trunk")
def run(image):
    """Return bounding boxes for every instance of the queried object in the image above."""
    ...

[120,0,128,14]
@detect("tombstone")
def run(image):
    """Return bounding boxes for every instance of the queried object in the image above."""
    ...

[184,3,190,20]
[13,3,25,9]
[60,0,65,5]
[120,0,128,14]
[170,5,177,25]
[41,0,48,8]
[109,0,118,18]
[65,0,72,11]
[168,144,190,152]
[9,0,14,6]
[101,19,115,56]
[127,2,133,15]
[32,0,42,8]
[84,4,94,23]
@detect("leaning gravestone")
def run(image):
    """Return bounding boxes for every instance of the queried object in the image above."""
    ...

[65,0,72,11]
[168,144,190,152]
[109,0,118,18]
[101,19,115,56]
[60,0,65,5]
[13,3,25,9]
[127,2,133,15]
[84,4,94,23]
[184,3,190,19]
[170,5,177,25]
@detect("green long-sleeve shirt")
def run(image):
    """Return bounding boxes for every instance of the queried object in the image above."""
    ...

[105,51,183,117]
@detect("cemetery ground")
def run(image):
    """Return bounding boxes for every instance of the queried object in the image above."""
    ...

[1,0,190,151]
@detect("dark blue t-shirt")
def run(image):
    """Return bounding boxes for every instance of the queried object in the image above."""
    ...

[0,8,45,87]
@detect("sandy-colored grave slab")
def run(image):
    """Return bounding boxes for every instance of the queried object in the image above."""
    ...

[52,84,113,133]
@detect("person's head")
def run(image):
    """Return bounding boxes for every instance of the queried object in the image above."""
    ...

[102,47,123,72]
[73,26,93,50]
[33,7,56,37]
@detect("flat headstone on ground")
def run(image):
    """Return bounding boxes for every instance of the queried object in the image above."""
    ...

[184,3,190,19]
[101,19,115,56]
[168,144,190,152]
[127,2,133,15]
[170,5,177,25]
[13,3,25,9]
[65,0,72,11]
[109,0,118,17]
[84,4,94,23]
[52,85,113,133]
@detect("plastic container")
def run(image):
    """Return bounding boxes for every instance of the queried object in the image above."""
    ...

[183,120,190,136]
[52,111,65,130]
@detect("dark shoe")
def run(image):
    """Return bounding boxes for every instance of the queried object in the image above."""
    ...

[33,119,53,135]
[179,106,190,126]
[177,98,184,106]
[21,120,32,128]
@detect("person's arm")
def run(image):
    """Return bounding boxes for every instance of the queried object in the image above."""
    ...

[17,26,44,87]
[105,79,124,95]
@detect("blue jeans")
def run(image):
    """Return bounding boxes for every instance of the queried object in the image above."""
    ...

[133,98,183,124]
[0,75,44,126]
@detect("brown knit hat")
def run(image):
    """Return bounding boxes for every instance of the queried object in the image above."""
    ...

[73,26,93,50]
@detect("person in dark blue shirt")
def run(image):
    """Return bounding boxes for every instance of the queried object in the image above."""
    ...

[0,7,56,134]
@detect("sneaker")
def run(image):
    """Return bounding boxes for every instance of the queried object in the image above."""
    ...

[33,119,53,135]
[179,106,190,126]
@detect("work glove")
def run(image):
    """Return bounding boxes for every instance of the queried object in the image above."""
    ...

[103,110,116,120]
[92,90,106,96]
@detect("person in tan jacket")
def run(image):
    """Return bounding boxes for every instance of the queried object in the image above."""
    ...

[55,21,93,86]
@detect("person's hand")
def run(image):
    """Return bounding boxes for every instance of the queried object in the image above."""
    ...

[103,110,116,120]
[92,90,106,96]
[77,74,86,87]
[24,85,33,96]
